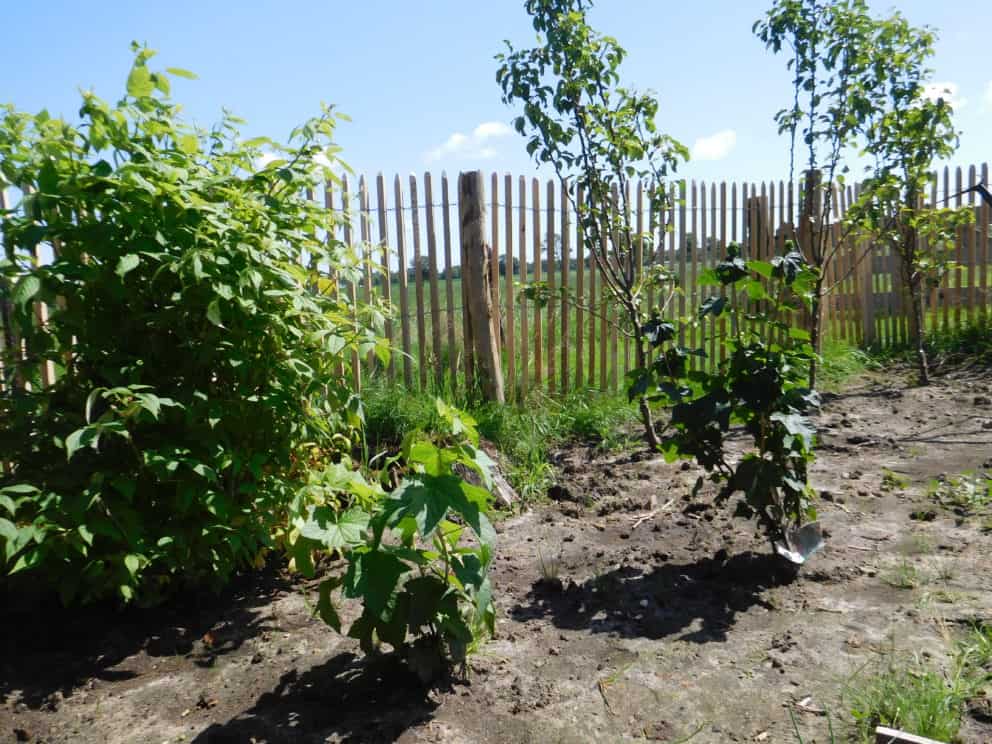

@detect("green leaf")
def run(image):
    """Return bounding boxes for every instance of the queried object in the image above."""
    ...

[77,525,95,547]
[0,484,39,496]
[297,506,369,552]
[126,65,154,98]
[65,427,99,461]
[206,299,223,327]
[770,412,816,449]
[177,134,199,154]
[385,475,456,537]
[344,550,409,618]
[12,275,41,308]
[0,518,19,546]
[698,296,728,319]
[744,280,770,301]
[116,254,140,278]
[747,260,774,279]
[165,67,198,80]
[404,575,447,631]
[135,392,162,419]
[124,553,141,577]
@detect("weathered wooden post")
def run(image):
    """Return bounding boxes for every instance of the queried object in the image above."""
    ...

[458,171,505,403]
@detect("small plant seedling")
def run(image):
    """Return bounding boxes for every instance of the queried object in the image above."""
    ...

[882,561,924,590]
[935,562,956,584]
[957,624,992,671]
[929,472,992,516]
[881,469,911,492]
[301,400,498,682]
[537,544,564,586]
[897,533,934,557]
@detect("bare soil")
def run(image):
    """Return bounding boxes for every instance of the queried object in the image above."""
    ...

[4,368,992,744]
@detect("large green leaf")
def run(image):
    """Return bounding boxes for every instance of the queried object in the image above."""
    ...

[126,65,154,97]
[297,506,369,552]
[770,412,816,449]
[344,550,409,618]
[116,254,140,277]
[12,275,40,308]
[384,474,458,537]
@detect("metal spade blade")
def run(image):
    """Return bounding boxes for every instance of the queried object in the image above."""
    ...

[774,522,825,565]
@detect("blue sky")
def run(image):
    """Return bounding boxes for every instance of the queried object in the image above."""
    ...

[2,0,989,185]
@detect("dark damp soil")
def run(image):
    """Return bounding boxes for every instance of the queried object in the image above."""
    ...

[4,368,992,743]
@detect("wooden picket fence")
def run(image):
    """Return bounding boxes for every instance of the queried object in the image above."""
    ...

[2,164,990,401]
[325,164,991,398]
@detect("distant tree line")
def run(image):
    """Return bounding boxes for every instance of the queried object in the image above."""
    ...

[377,232,722,284]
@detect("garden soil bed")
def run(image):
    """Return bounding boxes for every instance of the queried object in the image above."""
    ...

[4,368,992,744]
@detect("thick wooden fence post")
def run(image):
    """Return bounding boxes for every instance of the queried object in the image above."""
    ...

[459,171,505,403]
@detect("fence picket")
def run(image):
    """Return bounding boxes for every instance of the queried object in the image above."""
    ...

[967,164,978,323]
[518,175,529,398]
[375,174,394,381]
[689,180,698,367]
[504,173,516,397]
[954,166,964,331]
[424,173,444,389]
[942,167,952,333]
[589,189,599,389]
[442,173,458,390]
[609,183,620,390]
[341,175,361,391]
[409,175,427,390]
[393,175,413,387]
[560,180,570,395]
[575,183,585,390]
[359,177,375,372]
[546,179,557,393]
[981,163,990,322]
[532,178,543,388]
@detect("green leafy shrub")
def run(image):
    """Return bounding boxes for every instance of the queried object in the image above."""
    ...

[0,45,382,604]
[293,400,496,682]
[640,245,820,548]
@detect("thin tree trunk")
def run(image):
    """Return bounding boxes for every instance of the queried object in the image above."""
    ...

[808,288,822,390]
[633,326,660,449]
[909,278,929,385]
[902,230,929,386]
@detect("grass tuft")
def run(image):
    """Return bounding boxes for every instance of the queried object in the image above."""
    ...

[360,382,639,502]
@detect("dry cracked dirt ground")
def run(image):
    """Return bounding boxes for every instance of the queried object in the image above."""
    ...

[3,368,992,744]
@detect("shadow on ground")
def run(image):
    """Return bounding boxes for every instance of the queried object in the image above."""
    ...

[193,652,438,744]
[511,550,794,643]
[0,564,290,709]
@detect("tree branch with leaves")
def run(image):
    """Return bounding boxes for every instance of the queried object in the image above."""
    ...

[496,0,688,447]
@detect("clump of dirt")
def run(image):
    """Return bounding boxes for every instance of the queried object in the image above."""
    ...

[4,370,992,743]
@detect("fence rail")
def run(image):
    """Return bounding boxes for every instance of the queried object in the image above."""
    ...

[2,164,990,401]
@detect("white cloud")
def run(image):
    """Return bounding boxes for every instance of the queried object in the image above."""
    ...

[922,81,967,110]
[424,121,513,163]
[691,129,737,161]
